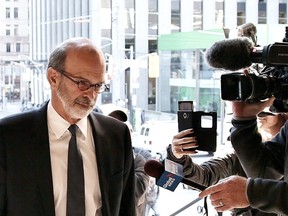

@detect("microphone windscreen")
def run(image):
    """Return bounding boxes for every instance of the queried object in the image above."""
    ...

[205,37,254,71]
[144,160,164,178]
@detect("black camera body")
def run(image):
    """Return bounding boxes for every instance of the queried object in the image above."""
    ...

[220,26,288,112]
[177,101,217,153]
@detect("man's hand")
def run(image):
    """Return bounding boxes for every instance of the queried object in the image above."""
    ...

[171,129,198,158]
[198,175,250,212]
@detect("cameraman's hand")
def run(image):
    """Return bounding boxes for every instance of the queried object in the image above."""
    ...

[172,129,198,158]
[232,97,274,119]
[231,70,275,119]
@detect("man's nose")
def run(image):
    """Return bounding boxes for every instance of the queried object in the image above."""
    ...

[83,87,97,99]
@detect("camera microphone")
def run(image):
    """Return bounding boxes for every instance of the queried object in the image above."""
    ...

[144,159,207,192]
[205,37,255,71]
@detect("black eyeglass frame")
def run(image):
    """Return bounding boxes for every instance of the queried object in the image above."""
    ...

[58,69,108,93]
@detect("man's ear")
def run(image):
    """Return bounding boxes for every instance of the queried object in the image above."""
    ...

[47,67,60,88]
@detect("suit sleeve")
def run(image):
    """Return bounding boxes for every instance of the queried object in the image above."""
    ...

[230,118,284,179]
[231,118,287,214]
[247,178,288,215]
[0,123,7,215]
[166,145,244,187]
[91,113,136,216]
[119,126,136,216]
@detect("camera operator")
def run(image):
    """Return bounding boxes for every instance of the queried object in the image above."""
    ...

[198,96,288,215]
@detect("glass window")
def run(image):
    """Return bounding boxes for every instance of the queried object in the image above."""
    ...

[279,3,286,24]
[6,8,10,18]
[14,25,18,36]
[14,8,18,19]
[148,0,158,36]
[16,43,21,52]
[144,128,150,136]
[140,126,145,135]
[258,1,267,24]
[216,0,224,27]
[171,0,180,33]
[194,1,202,30]
[6,43,11,52]
[101,0,112,54]
[6,25,10,36]
[237,2,245,25]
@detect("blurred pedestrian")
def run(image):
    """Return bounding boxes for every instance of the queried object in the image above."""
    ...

[144,173,160,216]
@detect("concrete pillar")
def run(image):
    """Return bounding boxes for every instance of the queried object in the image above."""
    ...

[181,0,194,32]
[246,0,258,24]
[203,0,215,30]
[224,0,237,28]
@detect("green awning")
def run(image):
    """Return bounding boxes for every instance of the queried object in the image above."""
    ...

[158,29,225,51]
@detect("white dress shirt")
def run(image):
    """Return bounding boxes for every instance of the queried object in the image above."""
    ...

[47,102,102,216]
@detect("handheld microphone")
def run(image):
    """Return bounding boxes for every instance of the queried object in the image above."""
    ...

[205,37,254,71]
[144,159,207,192]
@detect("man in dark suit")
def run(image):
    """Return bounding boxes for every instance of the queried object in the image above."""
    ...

[0,37,136,216]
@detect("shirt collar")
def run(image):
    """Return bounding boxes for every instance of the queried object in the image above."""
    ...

[47,101,88,139]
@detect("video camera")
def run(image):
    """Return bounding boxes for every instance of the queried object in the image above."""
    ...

[217,24,288,112]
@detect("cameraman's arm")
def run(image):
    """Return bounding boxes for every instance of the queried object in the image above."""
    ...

[231,114,284,179]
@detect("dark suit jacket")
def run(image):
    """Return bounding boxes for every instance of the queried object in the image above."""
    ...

[0,102,136,216]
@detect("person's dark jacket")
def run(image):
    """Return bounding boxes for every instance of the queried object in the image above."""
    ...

[166,145,277,216]
[0,102,136,216]
[231,118,286,216]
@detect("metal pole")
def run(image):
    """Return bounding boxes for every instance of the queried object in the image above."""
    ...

[129,45,134,125]
[169,197,202,216]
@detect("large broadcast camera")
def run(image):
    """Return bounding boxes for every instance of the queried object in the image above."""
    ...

[206,23,288,112]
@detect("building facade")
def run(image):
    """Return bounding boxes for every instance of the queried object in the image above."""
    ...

[0,0,29,105]
[26,0,288,126]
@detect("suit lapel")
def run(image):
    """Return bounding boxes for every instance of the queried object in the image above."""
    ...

[31,103,55,216]
[88,114,110,215]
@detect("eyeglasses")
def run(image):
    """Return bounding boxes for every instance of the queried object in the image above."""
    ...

[58,69,108,93]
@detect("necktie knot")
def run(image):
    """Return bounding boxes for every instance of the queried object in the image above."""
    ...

[68,124,77,136]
